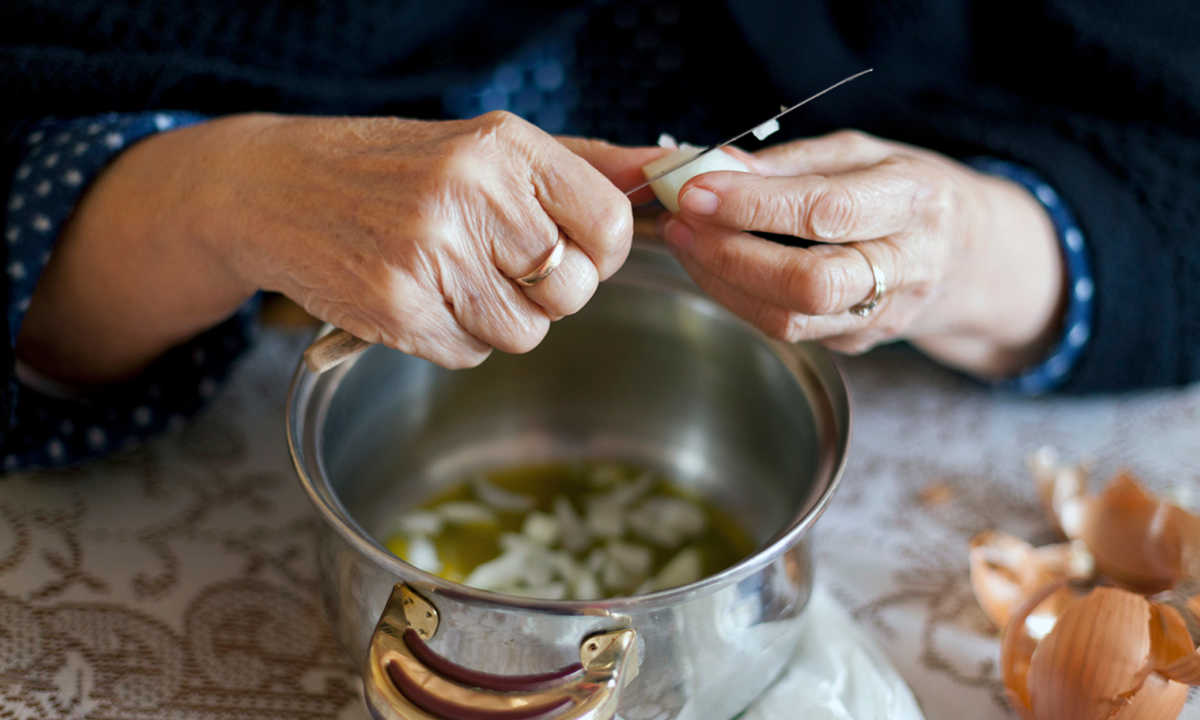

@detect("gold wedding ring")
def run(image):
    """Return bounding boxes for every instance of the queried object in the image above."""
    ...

[516,237,566,287]
[848,244,886,318]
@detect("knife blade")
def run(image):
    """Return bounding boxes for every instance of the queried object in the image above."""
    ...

[624,68,874,197]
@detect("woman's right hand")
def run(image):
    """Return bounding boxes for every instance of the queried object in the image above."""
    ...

[19,112,664,382]
[194,112,660,368]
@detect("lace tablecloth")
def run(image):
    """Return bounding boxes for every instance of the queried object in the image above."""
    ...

[1,330,1197,720]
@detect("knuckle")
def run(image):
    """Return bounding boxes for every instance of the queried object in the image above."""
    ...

[737,189,788,231]
[505,314,549,354]
[845,338,875,354]
[560,278,597,316]
[781,312,812,343]
[751,303,796,343]
[597,200,633,254]
[705,238,741,280]
[445,346,491,369]
[806,183,858,239]
[786,258,842,315]
[831,129,873,150]
[478,109,523,134]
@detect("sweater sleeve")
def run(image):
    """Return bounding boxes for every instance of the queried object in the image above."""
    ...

[1,112,257,471]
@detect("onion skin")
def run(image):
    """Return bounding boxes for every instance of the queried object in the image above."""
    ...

[969,531,1090,630]
[1080,473,1196,594]
[991,455,1200,720]
[1111,672,1188,720]
[1029,448,1089,539]
[1001,582,1066,718]
[1028,588,1151,720]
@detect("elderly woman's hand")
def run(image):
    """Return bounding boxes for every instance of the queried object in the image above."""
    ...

[18,112,664,381]
[199,112,663,368]
[660,131,1067,378]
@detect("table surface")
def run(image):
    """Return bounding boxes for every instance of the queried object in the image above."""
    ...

[1,330,1196,720]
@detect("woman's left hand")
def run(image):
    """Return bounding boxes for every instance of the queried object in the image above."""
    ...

[660,130,1067,378]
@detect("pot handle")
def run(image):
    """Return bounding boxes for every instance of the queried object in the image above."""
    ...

[364,584,638,720]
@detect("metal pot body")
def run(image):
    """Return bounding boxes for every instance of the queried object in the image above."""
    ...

[289,245,850,720]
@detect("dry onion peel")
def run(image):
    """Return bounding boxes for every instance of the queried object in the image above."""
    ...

[985,454,1200,720]
[1027,587,1152,719]
[1080,472,1199,594]
[969,530,1092,629]
[1028,446,1089,539]
[1001,581,1070,719]
[1154,596,1200,684]
[1002,584,1199,720]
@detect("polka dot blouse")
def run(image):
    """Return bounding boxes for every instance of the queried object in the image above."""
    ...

[3,112,257,472]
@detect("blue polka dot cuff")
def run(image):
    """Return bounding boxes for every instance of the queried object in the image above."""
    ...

[3,112,258,471]
[967,158,1094,395]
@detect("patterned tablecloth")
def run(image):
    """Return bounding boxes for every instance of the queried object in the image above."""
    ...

[1,330,1197,720]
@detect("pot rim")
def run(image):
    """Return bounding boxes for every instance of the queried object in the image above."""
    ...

[287,249,851,613]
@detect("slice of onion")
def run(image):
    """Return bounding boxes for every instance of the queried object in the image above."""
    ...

[751,118,780,141]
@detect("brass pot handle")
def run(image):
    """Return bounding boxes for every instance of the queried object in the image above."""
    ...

[364,585,638,720]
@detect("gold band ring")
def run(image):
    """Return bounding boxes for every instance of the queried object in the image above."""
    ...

[516,237,566,287]
[848,244,886,318]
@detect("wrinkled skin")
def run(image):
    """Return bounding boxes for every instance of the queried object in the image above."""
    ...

[663,131,1066,378]
[18,112,664,381]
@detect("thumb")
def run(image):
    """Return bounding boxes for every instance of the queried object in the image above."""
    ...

[556,136,670,205]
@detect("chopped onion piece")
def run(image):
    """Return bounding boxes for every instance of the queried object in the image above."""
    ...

[586,547,607,574]
[751,118,780,141]
[438,501,497,526]
[584,498,624,539]
[472,476,535,511]
[404,535,441,574]
[601,471,654,508]
[553,496,589,553]
[464,548,526,591]
[606,540,653,577]
[522,511,560,545]
[393,510,443,536]
[656,133,678,149]
[639,547,702,593]
[601,553,635,592]
[523,582,568,601]
[628,497,707,547]
[571,570,600,599]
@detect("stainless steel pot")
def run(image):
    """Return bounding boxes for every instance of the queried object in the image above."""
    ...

[287,244,850,720]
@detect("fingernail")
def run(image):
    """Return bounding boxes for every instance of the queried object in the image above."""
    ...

[680,188,719,215]
[663,219,694,252]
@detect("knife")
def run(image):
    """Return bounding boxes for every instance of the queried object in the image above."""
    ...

[624,68,874,197]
